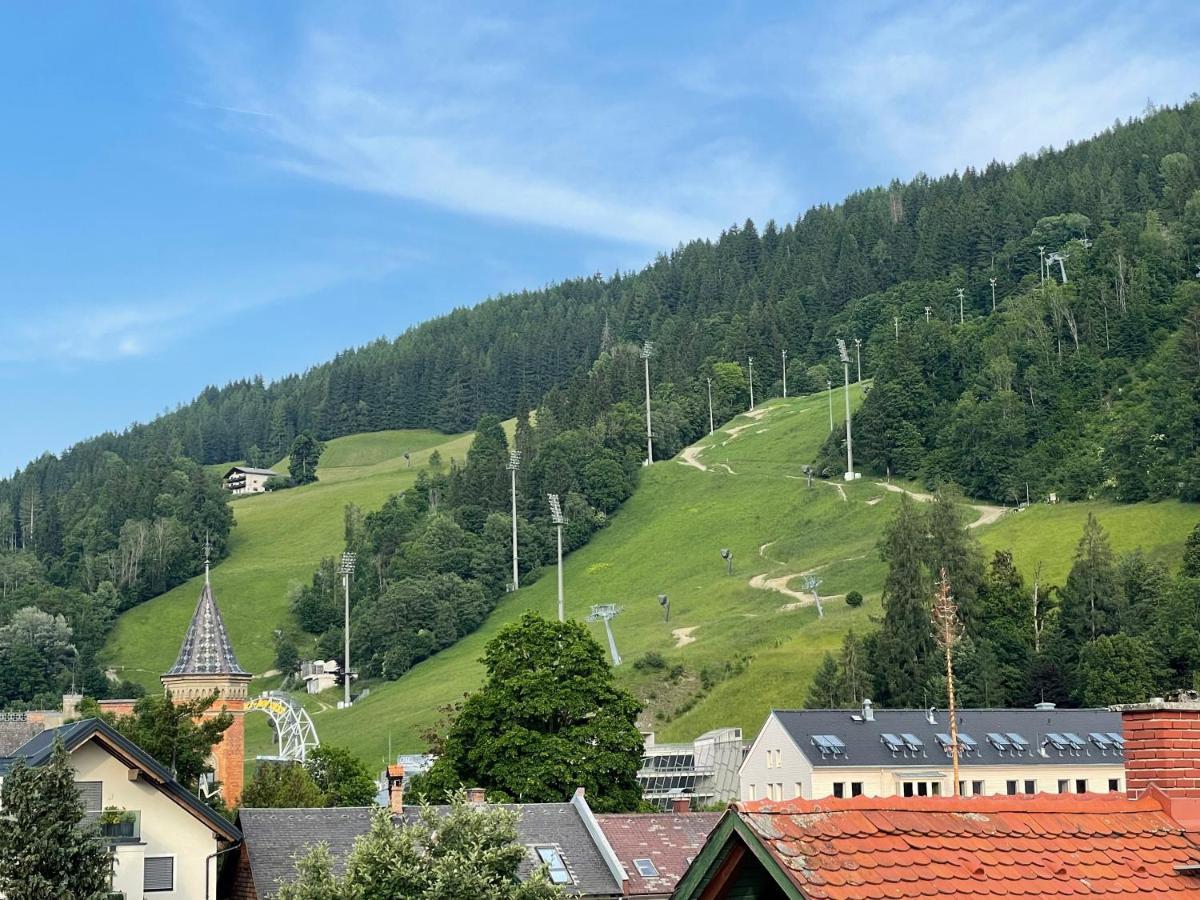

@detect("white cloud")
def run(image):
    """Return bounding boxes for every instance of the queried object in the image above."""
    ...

[182,5,801,249]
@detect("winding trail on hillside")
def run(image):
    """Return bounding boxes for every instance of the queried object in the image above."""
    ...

[873,482,1006,528]
[672,626,698,648]
[678,446,708,471]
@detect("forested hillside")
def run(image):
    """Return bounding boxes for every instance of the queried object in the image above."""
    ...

[4,99,1200,710]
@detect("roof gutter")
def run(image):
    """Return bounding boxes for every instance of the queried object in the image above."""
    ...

[570,788,628,888]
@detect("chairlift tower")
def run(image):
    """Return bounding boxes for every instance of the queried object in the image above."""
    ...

[803,573,824,619]
[641,341,654,466]
[1047,252,1069,284]
[837,340,855,480]
[548,494,566,623]
[747,356,755,410]
[340,552,356,709]
[587,604,623,666]
[507,450,522,590]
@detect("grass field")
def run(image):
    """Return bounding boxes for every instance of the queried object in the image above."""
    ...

[104,386,1198,774]
[102,428,472,685]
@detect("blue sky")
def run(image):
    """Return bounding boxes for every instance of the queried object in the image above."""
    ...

[1,1,1197,474]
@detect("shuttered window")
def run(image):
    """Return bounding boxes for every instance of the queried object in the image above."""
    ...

[144,856,174,892]
[75,781,102,817]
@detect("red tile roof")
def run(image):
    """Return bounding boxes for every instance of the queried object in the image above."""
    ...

[595,812,720,895]
[734,792,1200,898]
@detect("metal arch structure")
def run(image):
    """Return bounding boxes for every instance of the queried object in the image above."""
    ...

[245,691,320,764]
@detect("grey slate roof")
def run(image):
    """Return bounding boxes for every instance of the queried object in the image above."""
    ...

[0,718,240,840]
[165,579,247,676]
[241,802,624,899]
[237,807,374,899]
[224,466,281,477]
[772,708,1125,768]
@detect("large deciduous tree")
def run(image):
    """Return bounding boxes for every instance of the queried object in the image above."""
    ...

[288,432,324,485]
[422,613,644,811]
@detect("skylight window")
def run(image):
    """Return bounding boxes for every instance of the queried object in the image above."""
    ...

[1089,732,1113,751]
[536,847,573,885]
[1106,732,1126,748]
[900,733,924,753]
[1006,733,1029,751]
[1044,732,1069,751]
[881,733,904,753]
[958,733,977,751]
[633,858,660,877]
[811,734,847,756]
[1062,732,1086,750]
[987,732,1011,752]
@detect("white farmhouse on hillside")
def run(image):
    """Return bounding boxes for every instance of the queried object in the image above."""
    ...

[741,701,1127,802]
[223,466,281,494]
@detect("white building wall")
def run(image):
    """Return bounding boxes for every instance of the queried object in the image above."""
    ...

[71,743,222,900]
[738,714,813,801]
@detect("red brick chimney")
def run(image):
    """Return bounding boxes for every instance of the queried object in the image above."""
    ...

[467,787,487,805]
[1119,697,1200,799]
[386,765,405,814]
[671,796,691,813]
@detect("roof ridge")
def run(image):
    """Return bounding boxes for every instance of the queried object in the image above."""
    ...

[739,792,1168,816]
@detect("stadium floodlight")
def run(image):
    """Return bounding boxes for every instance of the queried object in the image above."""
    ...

[747,356,755,410]
[989,278,998,311]
[836,341,855,480]
[924,305,932,322]
[706,377,714,435]
[340,551,357,708]
[548,494,566,622]
[508,450,522,590]
[853,338,862,383]
[658,593,670,623]
[1038,245,1046,286]
[827,379,834,431]
[642,341,654,466]
[781,349,788,398]
[720,548,733,576]
[893,316,899,339]
[956,287,965,324]
[587,604,623,666]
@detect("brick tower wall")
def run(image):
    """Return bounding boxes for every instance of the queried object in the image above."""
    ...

[1121,702,1200,799]
[210,699,246,807]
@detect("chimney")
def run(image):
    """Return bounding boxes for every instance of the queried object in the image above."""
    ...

[862,698,874,722]
[467,787,487,805]
[386,765,405,814]
[671,796,691,813]
[1118,696,1200,799]
[926,706,937,725]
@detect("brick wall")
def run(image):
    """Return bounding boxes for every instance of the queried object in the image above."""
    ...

[1121,703,1200,799]
[227,845,258,900]
[210,701,246,808]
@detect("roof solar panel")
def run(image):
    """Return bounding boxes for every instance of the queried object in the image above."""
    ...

[900,733,924,752]
[881,733,904,753]
[1044,732,1068,750]
[1106,732,1125,747]
[1089,732,1112,750]
[1006,732,1029,749]
[987,732,1011,751]
[958,733,977,750]
[1063,732,1085,749]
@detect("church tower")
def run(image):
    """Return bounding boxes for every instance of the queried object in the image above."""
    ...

[161,546,252,806]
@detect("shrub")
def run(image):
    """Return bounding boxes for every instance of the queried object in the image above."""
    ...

[845,590,864,607]
[633,651,667,672]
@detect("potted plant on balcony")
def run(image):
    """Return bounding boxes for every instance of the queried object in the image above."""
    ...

[97,806,137,840]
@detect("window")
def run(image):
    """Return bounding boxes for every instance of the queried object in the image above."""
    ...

[851,782,863,797]
[930,782,941,796]
[75,781,102,821]
[1058,779,1070,793]
[1006,780,1018,795]
[766,750,773,769]
[633,858,659,878]
[902,781,938,798]
[833,782,845,798]
[776,783,784,800]
[1108,778,1121,792]
[535,847,573,885]
[775,749,782,767]
[1075,779,1088,794]
[1024,780,1036,794]
[972,781,984,796]
[794,783,803,799]
[144,856,175,892]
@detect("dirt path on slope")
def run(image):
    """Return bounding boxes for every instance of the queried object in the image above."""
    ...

[874,482,1006,528]
[672,626,697,648]
[678,446,708,471]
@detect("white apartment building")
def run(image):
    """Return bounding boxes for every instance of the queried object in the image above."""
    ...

[222,466,281,494]
[740,702,1126,802]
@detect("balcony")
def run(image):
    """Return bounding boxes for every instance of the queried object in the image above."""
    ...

[95,809,141,843]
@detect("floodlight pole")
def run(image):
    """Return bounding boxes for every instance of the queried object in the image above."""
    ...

[956,288,965,325]
[853,338,862,383]
[747,356,755,410]
[924,306,931,323]
[781,349,788,398]
[893,316,899,340]
[706,377,714,435]
[827,379,834,431]
[838,340,854,480]
[340,551,356,709]
[548,494,566,622]
[508,451,522,590]
[642,341,654,466]
[989,277,997,311]
[1038,245,1046,287]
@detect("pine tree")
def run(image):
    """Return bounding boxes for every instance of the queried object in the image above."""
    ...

[1059,514,1126,647]
[873,495,934,706]
[806,653,842,708]
[0,742,112,899]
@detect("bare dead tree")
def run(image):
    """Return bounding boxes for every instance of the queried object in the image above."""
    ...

[931,568,964,795]
[1031,561,1046,654]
